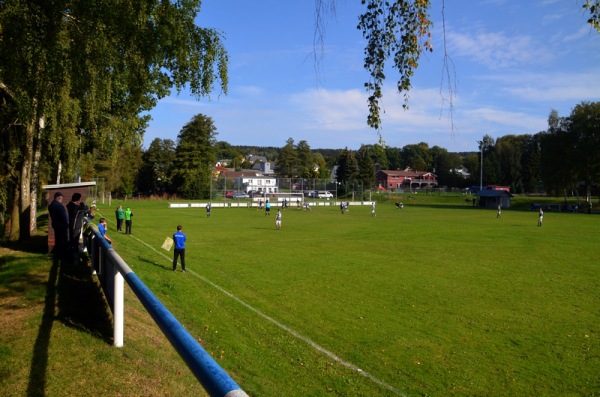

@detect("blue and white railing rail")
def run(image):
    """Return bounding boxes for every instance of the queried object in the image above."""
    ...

[83,220,248,397]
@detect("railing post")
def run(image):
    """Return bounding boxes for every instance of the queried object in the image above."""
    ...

[114,266,124,347]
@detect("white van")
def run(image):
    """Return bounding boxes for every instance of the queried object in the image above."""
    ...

[317,191,333,199]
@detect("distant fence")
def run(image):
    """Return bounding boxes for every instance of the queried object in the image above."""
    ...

[83,220,248,397]
[168,201,375,209]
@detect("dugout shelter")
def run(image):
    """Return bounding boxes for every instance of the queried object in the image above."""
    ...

[43,181,96,254]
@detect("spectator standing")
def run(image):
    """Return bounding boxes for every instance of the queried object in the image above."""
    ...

[48,192,69,260]
[116,205,125,232]
[67,193,89,262]
[172,225,186,272]
[125,207,133,234]
[206,203,211,218]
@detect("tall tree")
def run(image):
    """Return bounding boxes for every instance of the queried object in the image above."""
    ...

[138,138,176,196]
[568,101,600,196]
[336,148,359,196]
[336,148,359,183]
[0,0,227,240]
[385,146,403,170]
[402,142,432,171]
[172,114,218,199]
[540,110,577,197]
[296,140,315,178]
[356,145,376,189]
[276,138,298,178]
[520,133,542,193]
[430,146,462,188]
[313,153,330,179]
[495,135,526,191]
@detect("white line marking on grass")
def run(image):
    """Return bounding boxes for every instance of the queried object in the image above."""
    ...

[128,233,406,396]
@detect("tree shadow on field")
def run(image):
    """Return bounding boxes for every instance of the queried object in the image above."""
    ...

[26,255,113,396]
[138,256,171,271]
[3,234,49,255]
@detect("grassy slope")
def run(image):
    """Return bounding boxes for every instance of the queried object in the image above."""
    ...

[2,196,598,396]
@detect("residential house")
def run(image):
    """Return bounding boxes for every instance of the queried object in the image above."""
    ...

[376,169,438,190]
[251,161,276,175]
[219,169,278,194]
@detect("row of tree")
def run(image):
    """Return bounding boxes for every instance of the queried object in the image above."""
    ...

[126,101,600,203]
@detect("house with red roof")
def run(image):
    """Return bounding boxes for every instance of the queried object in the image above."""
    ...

[376,169,438,191]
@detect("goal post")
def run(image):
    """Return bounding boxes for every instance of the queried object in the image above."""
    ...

[254,192,305,208]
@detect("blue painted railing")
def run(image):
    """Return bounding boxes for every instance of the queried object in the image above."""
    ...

[84,220,248,397]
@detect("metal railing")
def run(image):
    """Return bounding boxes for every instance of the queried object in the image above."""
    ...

[83,220,248,397]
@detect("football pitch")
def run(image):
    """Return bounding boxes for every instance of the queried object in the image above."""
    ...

[97,200,599,396]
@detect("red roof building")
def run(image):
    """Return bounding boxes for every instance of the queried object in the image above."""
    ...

[376,169,438,190]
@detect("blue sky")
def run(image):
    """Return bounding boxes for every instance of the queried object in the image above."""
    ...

[144,0,600,152]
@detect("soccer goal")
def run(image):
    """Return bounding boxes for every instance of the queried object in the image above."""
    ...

[272,192,305,208]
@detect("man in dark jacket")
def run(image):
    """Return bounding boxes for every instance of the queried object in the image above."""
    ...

[67,192,89,262]
[48,192,69,260]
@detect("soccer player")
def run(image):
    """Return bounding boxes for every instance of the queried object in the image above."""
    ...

[275,209,282,229]
[172,225,187,272]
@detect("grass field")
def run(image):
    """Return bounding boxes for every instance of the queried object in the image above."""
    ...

[2,197,599,396]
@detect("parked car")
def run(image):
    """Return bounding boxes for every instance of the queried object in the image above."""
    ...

[305,191,317,198]
[317,191,333,199]
[225,190,235,198]
[232,192,249,199]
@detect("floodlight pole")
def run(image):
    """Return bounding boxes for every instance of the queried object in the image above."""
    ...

[478,140,483,191]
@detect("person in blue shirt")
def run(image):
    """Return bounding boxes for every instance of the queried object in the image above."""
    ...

[97,217,112,244]
[172,225,187,272]
[265,199,271,216]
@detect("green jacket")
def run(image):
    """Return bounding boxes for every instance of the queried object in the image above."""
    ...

[125,208,133,221]
[116,207,125,220]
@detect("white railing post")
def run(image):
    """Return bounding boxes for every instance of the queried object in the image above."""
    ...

[113,267,124,347]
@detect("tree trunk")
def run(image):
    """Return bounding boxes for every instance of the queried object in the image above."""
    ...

[9,182,20,241]
[57,160,62,184]
[29,118,44,236]
[19,119,35,240]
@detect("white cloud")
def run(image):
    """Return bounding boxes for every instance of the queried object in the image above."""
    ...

[448,30,553,69]
[487,70,600,102]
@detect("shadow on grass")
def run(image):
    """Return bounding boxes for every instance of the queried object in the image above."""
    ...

[3,234,49,255]
[25,255,113,397]
[138,256,171,271]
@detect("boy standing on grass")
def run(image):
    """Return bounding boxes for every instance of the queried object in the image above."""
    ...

[265,199,271,216]
[275,209,282,230]
[538,208,544,227]
[173,225,186,272]
[206,203,211,218]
